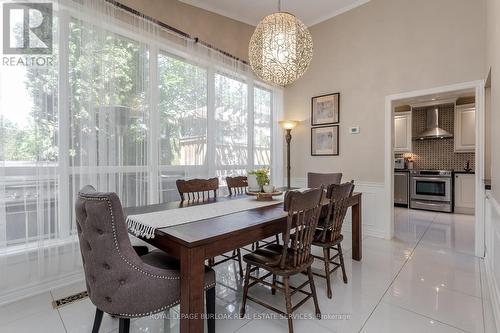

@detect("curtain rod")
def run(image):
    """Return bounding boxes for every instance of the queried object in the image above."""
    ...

[105,0,249,65]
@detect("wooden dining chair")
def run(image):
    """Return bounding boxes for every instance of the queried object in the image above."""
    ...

[176,178,219,202]
[75,186,216,333]
[226,176,248,195]
[176,177,244,278]
[312,181,354,298]
[307,172,343,188]
[240,188,324,333]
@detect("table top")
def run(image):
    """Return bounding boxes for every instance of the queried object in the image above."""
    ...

[124,192,361,247]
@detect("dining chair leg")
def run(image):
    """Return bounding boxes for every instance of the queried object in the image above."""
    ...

[338,244,348,284]
[206,286,216,333]
[118,318,130,333]
[236,249,244,278]
[275,234,280,245]
[92,308,103,333]
[283,277,294,333]
[323,247,332,299]
[307,266,321,319]
[240,264,252,317]
[271,274,277,295]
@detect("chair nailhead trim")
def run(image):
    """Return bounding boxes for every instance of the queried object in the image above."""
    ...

[78,192,216,318]
[78,193,180,281]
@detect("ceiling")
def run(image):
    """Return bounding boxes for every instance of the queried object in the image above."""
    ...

[178,0,371,27]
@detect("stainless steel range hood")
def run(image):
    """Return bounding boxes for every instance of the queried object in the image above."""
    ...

[415,108,453,140]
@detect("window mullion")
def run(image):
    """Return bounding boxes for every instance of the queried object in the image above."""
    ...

[57,9,71,238]
[148,45,160,204]
[207,67,216,177]
[247,79,255,170]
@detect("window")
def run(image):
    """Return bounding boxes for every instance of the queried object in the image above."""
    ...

[0,9,279,249]
[254,87,272,167]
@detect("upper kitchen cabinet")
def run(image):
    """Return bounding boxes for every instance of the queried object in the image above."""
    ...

[394,111,412,152]
[454,103,476,152]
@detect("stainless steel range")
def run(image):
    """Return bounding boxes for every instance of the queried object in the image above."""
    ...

[410,170,453,213]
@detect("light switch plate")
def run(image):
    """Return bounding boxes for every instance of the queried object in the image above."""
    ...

[349,127,360,134]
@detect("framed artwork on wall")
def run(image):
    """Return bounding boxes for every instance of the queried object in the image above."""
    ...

[311,125,339,156]
[311,93,340,126]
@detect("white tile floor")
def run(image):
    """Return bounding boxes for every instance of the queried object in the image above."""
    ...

[0,208,497,333]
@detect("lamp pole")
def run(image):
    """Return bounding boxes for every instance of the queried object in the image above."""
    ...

[285,129,292,189]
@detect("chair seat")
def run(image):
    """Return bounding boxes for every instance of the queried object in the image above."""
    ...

[312,231,343,247]
[242,244,314,276]
[141,250,216,288]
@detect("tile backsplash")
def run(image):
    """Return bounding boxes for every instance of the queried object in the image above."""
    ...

[396,103,475,171]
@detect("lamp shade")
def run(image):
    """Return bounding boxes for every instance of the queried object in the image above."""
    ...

[279,120,299,130]
[249,12,313,87]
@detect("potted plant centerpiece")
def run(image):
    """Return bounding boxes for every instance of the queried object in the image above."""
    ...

[248,168,271,192]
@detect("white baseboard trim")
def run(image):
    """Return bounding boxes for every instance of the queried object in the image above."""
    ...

[0,271,84,307]
[485,194,500,331]
[290,178,390,239]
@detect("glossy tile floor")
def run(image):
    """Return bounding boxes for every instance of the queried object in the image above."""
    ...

[0,208,497,333]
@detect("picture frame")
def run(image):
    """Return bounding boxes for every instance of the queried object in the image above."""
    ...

[311,93,340,126]
[311,125,339,156]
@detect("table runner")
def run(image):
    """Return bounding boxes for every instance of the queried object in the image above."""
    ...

[127,195,285,239]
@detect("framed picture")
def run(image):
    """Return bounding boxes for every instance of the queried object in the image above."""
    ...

[311,125,339,156]
[311,93,340,126]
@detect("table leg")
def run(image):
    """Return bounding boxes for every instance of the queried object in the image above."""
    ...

[351,197,362,261]
[180,246,205,333]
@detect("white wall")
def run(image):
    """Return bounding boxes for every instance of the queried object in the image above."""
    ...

[484,0,500,328]
[284,0,486,183]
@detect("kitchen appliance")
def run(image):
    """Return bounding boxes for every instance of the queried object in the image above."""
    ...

[410,170,453,212]
[394,171,409,207]
[394,158,406,170]
[415,107,453,140]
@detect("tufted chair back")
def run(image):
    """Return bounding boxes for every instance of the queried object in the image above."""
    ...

[75,185,180,317]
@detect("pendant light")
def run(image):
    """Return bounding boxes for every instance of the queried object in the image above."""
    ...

[249,0,313,86]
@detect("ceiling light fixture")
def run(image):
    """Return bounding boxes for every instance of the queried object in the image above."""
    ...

[248,0,313,87]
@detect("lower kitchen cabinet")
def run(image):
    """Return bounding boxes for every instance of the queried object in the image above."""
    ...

[454,173,475,214]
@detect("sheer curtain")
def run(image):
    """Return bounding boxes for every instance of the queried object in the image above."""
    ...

[0,0,283,303]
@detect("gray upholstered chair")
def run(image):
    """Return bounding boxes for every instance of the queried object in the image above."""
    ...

[75,185,216,333]
[307,172,343,188]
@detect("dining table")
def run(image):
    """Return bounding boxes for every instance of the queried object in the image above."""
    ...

[125,191,362,333]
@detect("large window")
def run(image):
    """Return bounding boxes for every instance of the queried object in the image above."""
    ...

[0,8,278,249]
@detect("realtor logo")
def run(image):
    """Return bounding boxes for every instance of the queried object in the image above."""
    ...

[3,3,52,54]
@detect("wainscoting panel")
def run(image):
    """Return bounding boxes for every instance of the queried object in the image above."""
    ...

[485,193,500,330]
[290,178,389,239]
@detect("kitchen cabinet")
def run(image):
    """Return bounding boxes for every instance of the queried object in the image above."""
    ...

[454,173,475,214]
[394,111,412,152]
[454,104,475,152]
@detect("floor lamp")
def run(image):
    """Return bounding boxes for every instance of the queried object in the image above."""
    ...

[279,120,299,189]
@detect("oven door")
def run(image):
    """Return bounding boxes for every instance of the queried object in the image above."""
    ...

[411,176,451,202]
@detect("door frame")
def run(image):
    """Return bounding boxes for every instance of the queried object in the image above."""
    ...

[384,80,486,257]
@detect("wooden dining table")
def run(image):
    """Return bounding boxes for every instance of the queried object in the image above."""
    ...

[125,192,362,333]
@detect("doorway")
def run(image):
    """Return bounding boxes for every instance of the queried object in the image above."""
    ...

[384,80,485,257]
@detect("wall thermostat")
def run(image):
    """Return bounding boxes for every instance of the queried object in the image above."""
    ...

[349,127,360,134]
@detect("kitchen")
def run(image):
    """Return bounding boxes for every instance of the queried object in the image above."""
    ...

[393,93,477,217]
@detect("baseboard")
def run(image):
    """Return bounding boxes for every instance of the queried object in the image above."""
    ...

[290,178,390,239]
[0,271,84,307]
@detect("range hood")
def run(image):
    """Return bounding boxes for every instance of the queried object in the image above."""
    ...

[415,108,453,140]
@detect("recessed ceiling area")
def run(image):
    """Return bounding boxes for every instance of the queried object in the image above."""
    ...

[178,0,371,26]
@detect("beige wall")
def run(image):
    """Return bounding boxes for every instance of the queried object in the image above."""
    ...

[284,0,486,183]
[486,0,500,201]
[117,0,254,62]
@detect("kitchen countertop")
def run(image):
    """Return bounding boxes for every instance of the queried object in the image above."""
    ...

[394,169,410,172]
[453,170,475,174]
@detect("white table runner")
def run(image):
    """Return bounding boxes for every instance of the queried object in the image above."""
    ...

[127,195,285,239]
